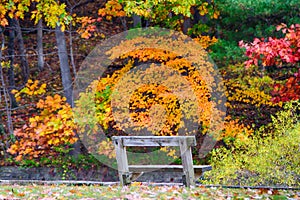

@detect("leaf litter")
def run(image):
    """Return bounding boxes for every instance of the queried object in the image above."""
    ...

[0,183,299,199]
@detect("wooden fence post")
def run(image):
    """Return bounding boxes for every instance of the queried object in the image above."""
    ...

[179,137,195,187]
[113,138,130,186]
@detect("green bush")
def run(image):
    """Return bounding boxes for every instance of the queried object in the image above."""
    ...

[204,101,300,186]
[214,0,300,42]
[209,40,246,67]
[205,0,300,67]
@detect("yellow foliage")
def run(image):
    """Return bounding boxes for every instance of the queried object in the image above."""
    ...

[223,65,281,109]
[225,78,280,108]
[8,83,77,161]
[199,2,209,16]
[212,10,220,19]
[0,0,70,32]
[76,16,98,39]
[94,48,214,136]
[193,35,218,49]
[75,32,226,161]
[129,84,182,136]
[219,116,253,143]
[98,0,126,20]
[98,139,116,159]
[121,48,178,62]
[96,0,219,33]
[14,79,46,102]
[160,146,178,159]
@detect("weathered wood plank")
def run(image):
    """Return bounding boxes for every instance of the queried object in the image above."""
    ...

[113,138,130,186]
[0,180,117,185]
[128,165,212,181]
[112,136,196,147]
[179,138,195,187]
[128,165,212,173]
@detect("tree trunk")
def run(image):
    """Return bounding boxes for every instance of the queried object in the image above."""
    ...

[55,1,81,157]
[55,26,73,107]
[68,13,77,77]
[0,29,14,151]
[121,17,127,31]
[7,19,17,108]
[37,19,44,71]
[182,16,191,35]
[14,19,29,84]
[133,15,142,28]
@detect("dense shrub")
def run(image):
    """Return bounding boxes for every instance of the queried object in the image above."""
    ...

[74,33,228,164]
[222,64,282,129]
[204,101,300,186]
[7,80,77,162]
[240,23,300,103]
[214,0,300,42]
[209,0,300,67]
[209,40,246,67]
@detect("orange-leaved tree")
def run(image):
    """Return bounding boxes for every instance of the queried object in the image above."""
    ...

[74,31,227,163]
[8,80,77,161]
[87,49,214,137]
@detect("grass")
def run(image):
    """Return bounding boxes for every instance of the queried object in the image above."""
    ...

[0,183,299,199]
